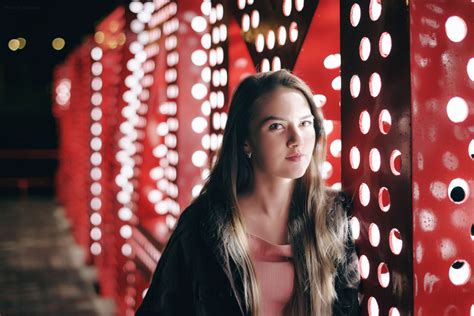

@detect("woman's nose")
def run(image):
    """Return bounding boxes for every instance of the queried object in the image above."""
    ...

[287,126,303,148]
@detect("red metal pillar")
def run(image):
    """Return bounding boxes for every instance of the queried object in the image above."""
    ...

[341,0,473,315]
[341,0,413,314]
[410,1,473,314]
[90,6,131,314]
[53,41,94,263]
[122,0,209,312]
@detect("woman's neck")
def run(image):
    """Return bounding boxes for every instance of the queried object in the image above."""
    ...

[245,178,294,219]
[237,174,295,244]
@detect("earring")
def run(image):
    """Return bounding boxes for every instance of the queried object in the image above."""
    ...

[246,152,252,159]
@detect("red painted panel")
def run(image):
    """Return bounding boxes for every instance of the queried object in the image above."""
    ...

[341,0,413,315]
[410,1,473,314]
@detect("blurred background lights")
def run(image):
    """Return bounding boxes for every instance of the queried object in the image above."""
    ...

[323,120,333,134]
[251,10,260,28]
[52,37,66,50]
[321,161,333,180]
[359,110,371,134]
[8,39,20,51]
[191,50,207,66]
[90,213,102,226]
[350,217,360,239]
[260,59,270,72]
[359,255,370,279]
[91,47,103,60]
[192,150,207,167]
[129,1,143,13]
[359,182,371,206]
[201,1,211,15]
[94,31,105,44]
[368,297,379,316]
[283,0,292,16]
[118,207,133,221]
[369,0,382,21]
[191,16,207,33]
[131,19,145,33]
[91,197,101,210]
[350,3,361,27]
[369,223,381,247]
[467,58,474,81]
[359,37,371,61]
[278,26,287,45]
[121,244,132,257]
[17,37,27,49]
[389,308,401,316]
[267,30,275,49]
[192,117,208,133]
[90,227,102,240]
[331,76,341,90]
[120,225,133,239]
[90,242,102,255]
[201,33,211,49]
[446,97,468,123]
[369,72,382,97]
[445,16,467,42]
[192,184,203,198]
[156,122,169,136]
[272,56,281,71]
[191,83,208,100]
[313,94,327,107]
[389,229,403,255]
[379,32,392,57]
[295,0,304,11]
[56,79,71,107]
[149,167,164,180]
[330,139,342,157]
[289,22,298,42]
[216,3,223,20]
[242,14,250,32]
[350,75,361,98]
[323,53,341,69]
[448,260,471,285]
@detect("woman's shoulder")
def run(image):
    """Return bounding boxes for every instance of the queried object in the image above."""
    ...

[172,193,226,242]
[173,195,211,235]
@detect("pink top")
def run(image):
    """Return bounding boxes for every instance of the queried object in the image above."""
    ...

[247,233,295,316]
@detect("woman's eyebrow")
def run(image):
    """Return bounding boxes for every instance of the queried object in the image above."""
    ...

[257,115,284,128]
[300,114,315,120]
[257,114,314,128]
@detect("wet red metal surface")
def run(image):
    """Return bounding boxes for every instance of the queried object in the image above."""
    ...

[341,0,413,314]
[410,1,473,314]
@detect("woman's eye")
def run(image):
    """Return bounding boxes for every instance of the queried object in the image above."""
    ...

[269,123,284,130]
[301,120,313,127]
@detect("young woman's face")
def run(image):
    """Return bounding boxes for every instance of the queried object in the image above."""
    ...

[246,86,317,180]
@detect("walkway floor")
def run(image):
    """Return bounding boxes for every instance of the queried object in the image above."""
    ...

[0,199,115,316]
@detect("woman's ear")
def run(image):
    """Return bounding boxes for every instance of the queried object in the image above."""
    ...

[243,141,252,156]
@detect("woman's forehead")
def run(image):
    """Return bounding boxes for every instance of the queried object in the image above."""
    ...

[254,86,312,118]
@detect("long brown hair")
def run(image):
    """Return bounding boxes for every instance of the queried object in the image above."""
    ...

[198,70,357,315]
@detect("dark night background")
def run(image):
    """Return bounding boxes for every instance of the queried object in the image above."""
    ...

[0,0,124,197]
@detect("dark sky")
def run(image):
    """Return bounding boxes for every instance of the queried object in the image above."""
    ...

[1,0,125,117]
[0,0,124,195]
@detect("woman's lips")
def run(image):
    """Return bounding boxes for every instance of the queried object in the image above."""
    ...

[285,154,304,162]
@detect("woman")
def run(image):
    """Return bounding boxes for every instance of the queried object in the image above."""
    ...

[135,70,360,316]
